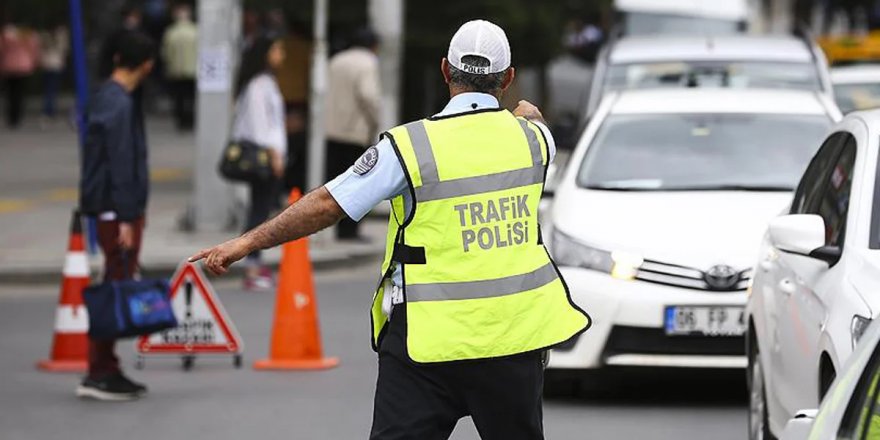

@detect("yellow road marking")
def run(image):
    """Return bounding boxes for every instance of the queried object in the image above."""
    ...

[0,168,188,215]
[151,167,187,182]
[0,199,33,214]
[46,188,78,202]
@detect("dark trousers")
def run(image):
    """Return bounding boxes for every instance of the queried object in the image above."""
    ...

[88,217,145,379]
[4,75,27,128]
[370,308,545,440]
[42,71,62,117]
[245,177,279,262]
[169,78,195,130]
[326,139,366,239]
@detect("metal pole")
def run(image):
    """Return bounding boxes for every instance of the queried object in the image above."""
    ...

[68,0,99,254]
[369,0,404,129]
[306,0,328,192]
[191,0,241,231]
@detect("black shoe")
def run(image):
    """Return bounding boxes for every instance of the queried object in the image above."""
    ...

[76,374,140,401]
[116,373,148,396]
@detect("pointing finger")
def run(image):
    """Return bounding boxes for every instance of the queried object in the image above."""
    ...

[188,249,210,263]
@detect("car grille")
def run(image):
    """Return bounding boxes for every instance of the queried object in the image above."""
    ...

[604,326,745,356]
[635,259,752,292]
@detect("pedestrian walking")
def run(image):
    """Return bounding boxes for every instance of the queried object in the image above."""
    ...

[39,21,68,121]
[324,27,381,241]
[162,2,197,130]
[77,31,155,401]
[191,20,590,439]
[0,20,40,129]
[231,36,287,291]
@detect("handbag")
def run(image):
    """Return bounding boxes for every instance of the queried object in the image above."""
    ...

[218,139,274,183]
[83,255,177,340]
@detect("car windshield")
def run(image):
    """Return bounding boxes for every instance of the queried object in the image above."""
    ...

[623,12,741,35]
[606,62,822,92]
[834,82,880,113]
[577,113,832,191]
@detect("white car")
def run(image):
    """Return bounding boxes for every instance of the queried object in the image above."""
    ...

[831,65,880,114]
[747,110,880,440]
[584,34,833,119]
[545,88,839,390]
[614,0,749,36]
[773,319,880,440]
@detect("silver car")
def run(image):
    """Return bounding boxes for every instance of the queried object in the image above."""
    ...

[584,34,834,121]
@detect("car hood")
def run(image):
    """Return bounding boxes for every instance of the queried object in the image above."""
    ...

[552,188,792,270]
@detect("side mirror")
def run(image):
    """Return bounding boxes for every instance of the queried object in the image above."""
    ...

[768,214,841,265]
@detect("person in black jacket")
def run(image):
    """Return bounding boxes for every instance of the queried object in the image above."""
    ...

[77,31,155,401]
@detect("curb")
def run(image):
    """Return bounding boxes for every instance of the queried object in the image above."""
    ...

[0,247,384,285]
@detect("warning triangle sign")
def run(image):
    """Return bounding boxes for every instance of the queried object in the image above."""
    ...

[137,262,243,354]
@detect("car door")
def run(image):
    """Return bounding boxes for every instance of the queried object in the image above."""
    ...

[769,132,848,414]
[775,132,858,417]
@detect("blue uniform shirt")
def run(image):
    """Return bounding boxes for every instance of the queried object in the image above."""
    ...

[325,93,557,309]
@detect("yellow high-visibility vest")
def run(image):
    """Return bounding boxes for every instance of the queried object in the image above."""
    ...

[370,109,590,363]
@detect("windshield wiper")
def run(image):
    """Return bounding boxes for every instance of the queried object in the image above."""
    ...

[584,185,656,191]
[660,184,794,192]
[584,184,794,192]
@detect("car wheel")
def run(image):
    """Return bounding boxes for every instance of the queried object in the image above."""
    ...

[749,344,776,440]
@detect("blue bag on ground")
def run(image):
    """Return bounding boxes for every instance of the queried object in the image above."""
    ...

[84,278,177,340]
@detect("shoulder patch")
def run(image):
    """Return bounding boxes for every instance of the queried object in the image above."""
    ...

[353,146,379,175]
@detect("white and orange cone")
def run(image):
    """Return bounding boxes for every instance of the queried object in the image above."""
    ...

[36,211,90,372]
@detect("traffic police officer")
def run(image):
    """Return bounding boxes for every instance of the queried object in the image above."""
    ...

[191,19,590,440]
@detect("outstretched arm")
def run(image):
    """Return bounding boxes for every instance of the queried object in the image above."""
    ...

[189,186,346,275]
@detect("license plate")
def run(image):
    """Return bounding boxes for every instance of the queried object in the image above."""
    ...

[664,306,746,336]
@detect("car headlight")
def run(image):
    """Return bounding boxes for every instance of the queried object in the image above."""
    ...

[551,229,643,280]
[852,315,872,349]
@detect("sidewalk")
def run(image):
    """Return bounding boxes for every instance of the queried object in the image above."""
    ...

[0,116,386,284]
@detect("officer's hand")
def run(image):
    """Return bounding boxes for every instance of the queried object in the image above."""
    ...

[513,100,546,124]
[188,237,252,276]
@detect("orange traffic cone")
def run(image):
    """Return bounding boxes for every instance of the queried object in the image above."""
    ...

[254,189,339,371]
[37,211,90,372]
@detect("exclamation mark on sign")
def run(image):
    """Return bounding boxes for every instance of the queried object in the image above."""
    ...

[185,281,193,319]
[184,281,194,344]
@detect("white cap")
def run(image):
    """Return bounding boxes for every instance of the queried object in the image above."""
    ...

[447,20,511,75]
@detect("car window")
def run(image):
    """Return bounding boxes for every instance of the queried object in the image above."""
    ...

[840,362,879,439]
[577,113,831,191]
[806,136,856,248]
[872,138,880,250]
[606,62,822,93]
[839,340,880,439]
[834,83,880,114]
[622,12,741,35]
[792,132,848,215]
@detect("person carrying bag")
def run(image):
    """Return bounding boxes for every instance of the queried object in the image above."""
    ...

[77,31,159,401]
[83,253,176,340]
[223,35,287,291]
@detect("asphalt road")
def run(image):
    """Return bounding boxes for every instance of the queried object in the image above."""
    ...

[0,262,746,440]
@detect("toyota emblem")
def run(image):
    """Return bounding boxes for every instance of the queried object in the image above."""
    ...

[704,265,740,290]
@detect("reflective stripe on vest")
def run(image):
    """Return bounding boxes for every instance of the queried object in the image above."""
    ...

[405,119,545,202]
[407,261,558,302]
